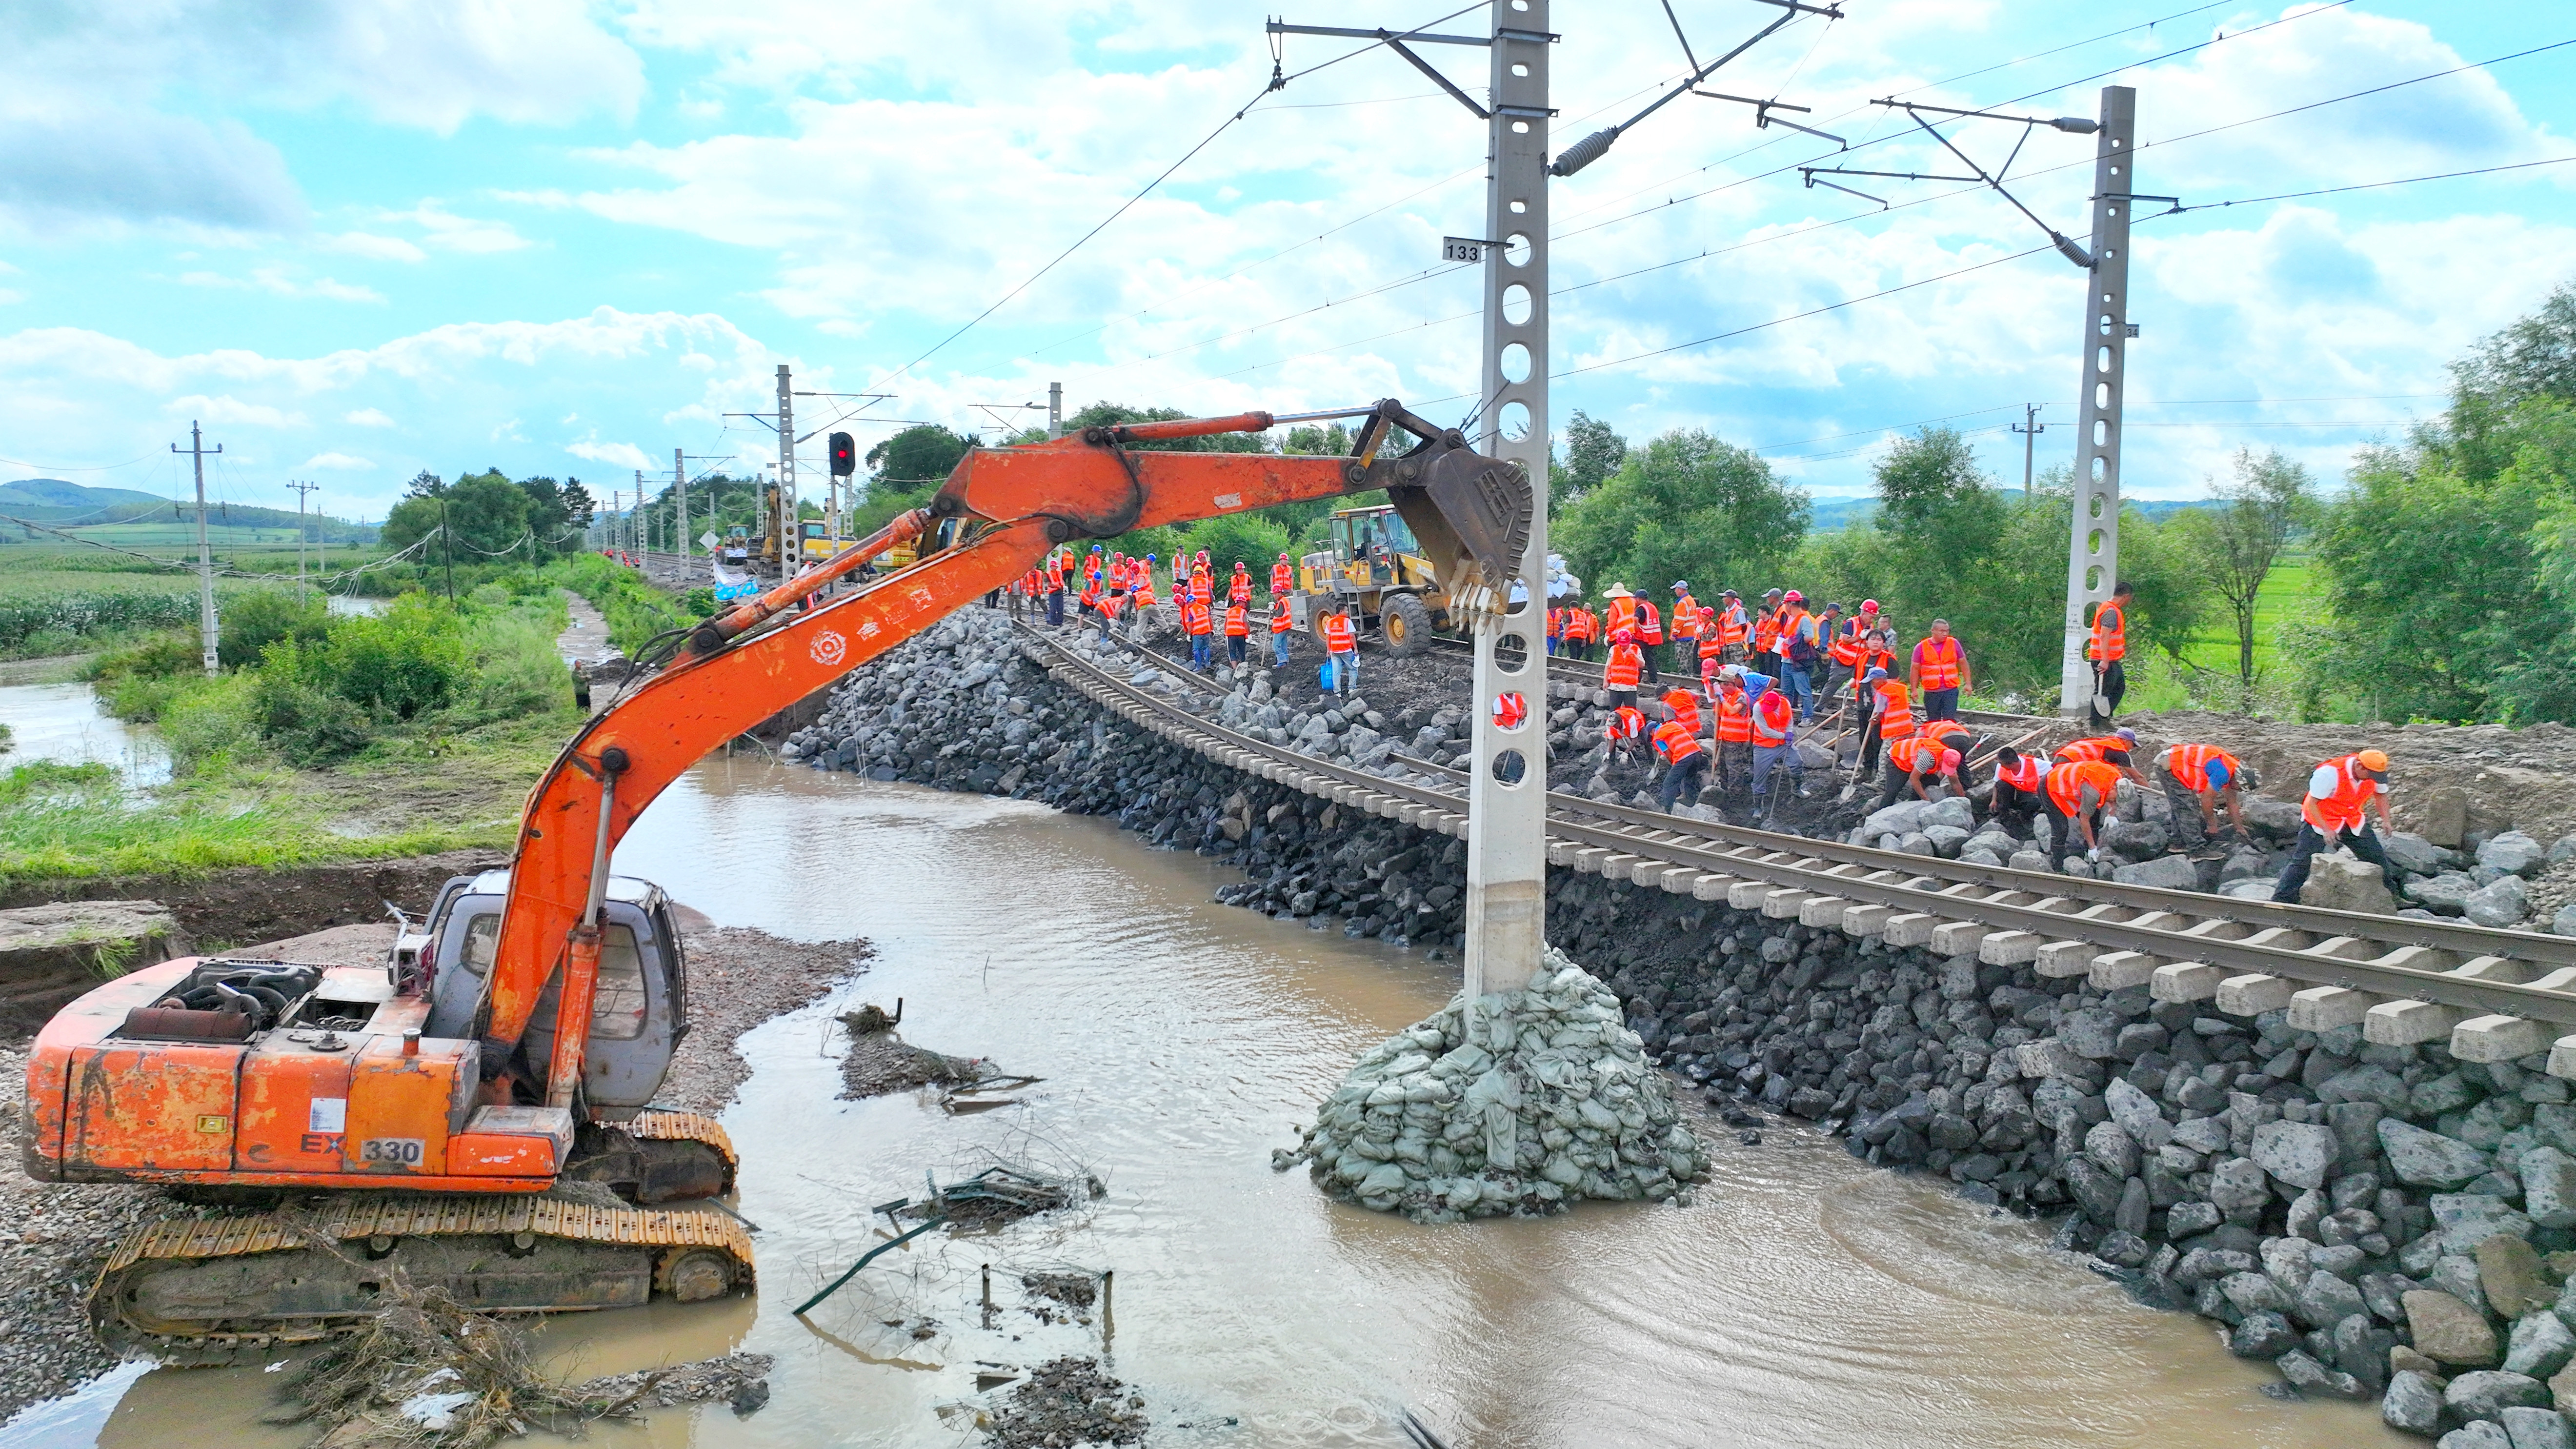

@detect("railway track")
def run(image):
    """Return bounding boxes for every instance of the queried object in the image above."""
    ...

[1015,621,2576,1078]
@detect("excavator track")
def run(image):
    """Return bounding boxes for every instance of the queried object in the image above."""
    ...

[93,1191,755,1364]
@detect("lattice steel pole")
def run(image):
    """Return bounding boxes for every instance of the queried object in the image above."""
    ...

[1463,0,1551,1001]
[2058,85,2136,716]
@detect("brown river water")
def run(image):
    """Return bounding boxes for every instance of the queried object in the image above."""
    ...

[46,753,2400,1447]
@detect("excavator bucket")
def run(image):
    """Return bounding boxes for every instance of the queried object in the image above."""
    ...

[1386,439,1534,605]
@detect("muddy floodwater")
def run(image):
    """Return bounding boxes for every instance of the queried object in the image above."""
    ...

[61,756,2401,1448]
[0,682,168,786]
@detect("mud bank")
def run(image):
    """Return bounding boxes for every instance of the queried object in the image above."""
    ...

[0,848,507,950]
[785,608,2562,1438]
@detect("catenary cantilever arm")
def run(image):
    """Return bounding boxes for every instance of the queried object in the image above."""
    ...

[480,402,1529,1071]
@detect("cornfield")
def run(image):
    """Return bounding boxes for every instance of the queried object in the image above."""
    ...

[0,589,203,643]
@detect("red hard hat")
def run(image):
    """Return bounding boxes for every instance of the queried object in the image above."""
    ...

[1783,589,1804,604]
[1861,599,1879,612]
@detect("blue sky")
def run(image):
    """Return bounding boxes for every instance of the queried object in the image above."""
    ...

[1,0,2569,522]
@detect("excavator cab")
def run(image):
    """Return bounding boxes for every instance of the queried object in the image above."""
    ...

[419,869,688,1114]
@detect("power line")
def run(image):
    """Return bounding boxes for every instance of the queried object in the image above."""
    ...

[872,0,1495,390]
[2144,154,2576,215]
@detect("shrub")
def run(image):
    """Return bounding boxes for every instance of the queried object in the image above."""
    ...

[159,673,262,769]
[461,610,574,722]
[248,670,374,764]
[305,594,470,719]
[218,587,330,668]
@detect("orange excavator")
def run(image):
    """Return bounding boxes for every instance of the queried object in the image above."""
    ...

[25,401,1529,1353]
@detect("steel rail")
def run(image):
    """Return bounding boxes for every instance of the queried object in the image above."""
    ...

[1013,623,2576,1051]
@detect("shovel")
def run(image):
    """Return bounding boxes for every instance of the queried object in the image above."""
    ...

[2089,663,2113,718]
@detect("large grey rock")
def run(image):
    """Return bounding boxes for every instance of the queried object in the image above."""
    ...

[2438,1193,2536,1254]
[2554,903,2576,939]
[2385,1369,2445,1434]
[2503,1405,2574,1449]
[2101,817,2171,861]
[2465,875,2533,928]
[2111,853,2201,890]
[2060,1008,2123,1062]
[2252,1120,2340,1192]
[2447,1369,2551,1422]
[2276,1347,2367,1399]
[2384,831,2454,876]
[2504,1310,2576,1379]
[1862,800,1929,838]
[1923,825,1972,858]
[2104,1077,2172,1146]
[2480,832,2546,877]
[2211,1157,2271,1223]
[2219,879,2277,900]
[2301,851,2398,914]
[2383,1119,2495,1188]
[2295,1271,2367,1330]
[1923,796,1976,832]
[2442,1422,2514,1449]
[2406,871,2480,914]
[2227,1309,2299,1358]
[2521,1146,2576,1228]
[2086,1121,2141,1180]
[2009,850,2053,874]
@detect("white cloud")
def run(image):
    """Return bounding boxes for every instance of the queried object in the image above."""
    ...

[166,394,308,429]
[0,110,304,236]
[343,408,397,427]
[301,452,376,470]
[326,231,428,263]
[379,202,532,254]
[0,289,20,305]
[177,267,385,302]
[564,438,656,470]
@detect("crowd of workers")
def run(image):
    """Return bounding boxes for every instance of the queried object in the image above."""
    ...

[1006,547,2391,906]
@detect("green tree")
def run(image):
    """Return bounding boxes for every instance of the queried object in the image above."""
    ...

[1556,427,1807,603]
[865,425,976,494]
[382,468,535,571]
[514,475,592,554]
[1550,409,1627,516]
[2168,448,2317,686]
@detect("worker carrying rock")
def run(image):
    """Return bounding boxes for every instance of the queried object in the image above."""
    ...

[1876,735,1965,810]
[1651,715,1709,813]
[2272,749,2395,903]
[2157,744,2257,850]
[2054,727,2151,785]
[1990,745,2046,834]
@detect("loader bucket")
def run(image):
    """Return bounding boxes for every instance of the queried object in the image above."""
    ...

[1388,447,1533,604]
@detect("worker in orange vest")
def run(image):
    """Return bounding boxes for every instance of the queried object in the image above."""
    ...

[1670,582,1702,667]
[2054,727,2151,785]
[1878,735,1965,811]
[2160,743,2257,850]
[1229,562,1252,606]
[1603,702,1649,763]
[1096,565,1124,639]
[1634,592,1664,684]
[1910,618,1971,722]
[1751,588,1785,676]
[1696,602,1726,691]
[1563,600,1597,661]
[1711,668,1754,792]
[1268,592,1295,667]
[1747,674,1807,804]
[1604,627,1644,710]
[1182,590,1215,672]
[1990,745,2047,833]
[1222,596,1251,666]
[1043,552,1068,625]
[1320,604,1358,697]
[1652,716,1709,813]
[2087,580,2133,728]
[1716,589,1751,662]
[1825,615,1870,716]
[1546,604,1565,656]
[2045,759,2125,864]
[1270,552,1294,597]
[1659,684,1702,737]
[1131,555,1157,638]
[1856,666,1913,778]
[2273,750,2394,902]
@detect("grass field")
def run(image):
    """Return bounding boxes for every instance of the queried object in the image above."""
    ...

[2126,550,2318,713]
[0,545,390,660]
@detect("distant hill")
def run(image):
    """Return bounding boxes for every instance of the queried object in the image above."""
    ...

[0,477,376,544]
[1801,493,2208,535]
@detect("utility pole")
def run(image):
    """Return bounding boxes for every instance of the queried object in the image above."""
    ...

[2057,85,2138,718]
[286,479,322,599]
[675,447,689,560]
[170,422,222,675]
[633,469,645,560]
[2011,404,2045,497]
[1048,381,1064,441]
[776,363,799,573]
[439,492,455,602]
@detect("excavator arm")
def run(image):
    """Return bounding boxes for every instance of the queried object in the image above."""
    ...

[481,400,1530,1087]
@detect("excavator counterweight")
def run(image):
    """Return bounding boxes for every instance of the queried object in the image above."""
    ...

[25,400,1530,1348]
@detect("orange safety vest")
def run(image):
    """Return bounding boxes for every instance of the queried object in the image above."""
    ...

[1095,587,1121,618]
[1229,572,1251,605]
[1829,626,1867,668]
[1271,560,1294,595]
[1606,596,1639,637]
[1605,642,1643,690]
[1079,582,1102,612]
[1652,720,1704,763]
[1638,600,1664,645]
[1605,704,1647,740]
[1661,688,1702,736]
[1547,607,1565,641]
[1890,735,1951,776]
[2055,736,2132,765]
[1698,609,1725,663]
[1751,690,1795,745]
[1714,689,1753,743]
[1322,612,1357,653]
[1565,608,1597,643]
[1914,635,1963,691]
[2089,600,2126,662]
[1224,602,1249,637]
[1183,599,1213,636]
[1718,603,1750,647]
[2047,761,2122,818]
[1135,576,1156,607]
[2303,753,2384,831]
[1270,602,1294,634]
[1921,718,1972,752]
[2168,743,2240,792]
[1777,607,1813,662]
[1671,594,1701,638]
[1871,680,1914,742]
[1752,609,1781,654]
[1994,754,2045,794]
